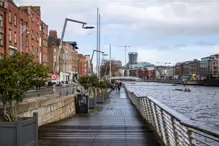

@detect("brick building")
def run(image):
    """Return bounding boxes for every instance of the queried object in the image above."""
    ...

[8,0,20,55]
[19,6,48,64]
[174,63,184,79]
[78,54,88,77]
[183,59,200,80]
[0,1,7,58]
[48,30,80,82]
[0,0,48,64]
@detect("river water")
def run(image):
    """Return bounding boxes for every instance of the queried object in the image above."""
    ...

[125,82,219,129]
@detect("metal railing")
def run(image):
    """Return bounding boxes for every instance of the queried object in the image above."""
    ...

[126,89,219,146]
[24,85,76,98]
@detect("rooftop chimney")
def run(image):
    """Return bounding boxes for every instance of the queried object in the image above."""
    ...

[49,30,57,39]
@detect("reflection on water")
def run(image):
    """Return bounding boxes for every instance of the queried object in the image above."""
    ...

[125,82,219,129]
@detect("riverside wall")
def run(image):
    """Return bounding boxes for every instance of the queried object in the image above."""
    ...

[17,94,76,126]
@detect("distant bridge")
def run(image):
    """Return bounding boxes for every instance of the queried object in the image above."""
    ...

[109,76,141,81]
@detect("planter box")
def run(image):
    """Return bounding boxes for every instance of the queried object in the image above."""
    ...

[0,113,38,146]
[106,89,112,98]
[89,97,96,109]
[96,92,105,104]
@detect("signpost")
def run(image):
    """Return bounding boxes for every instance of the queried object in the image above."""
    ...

[52,74,58,80]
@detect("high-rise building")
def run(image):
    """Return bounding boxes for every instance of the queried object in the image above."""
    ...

[128,52,138,64]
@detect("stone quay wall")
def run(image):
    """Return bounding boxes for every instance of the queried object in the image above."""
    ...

[18,95,76,126]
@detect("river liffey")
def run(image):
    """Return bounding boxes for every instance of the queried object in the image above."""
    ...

[125,82,219,129]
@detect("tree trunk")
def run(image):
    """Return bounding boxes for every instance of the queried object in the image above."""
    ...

[9,101,15,121]
[4,103,11,122]
[14,101,19,121]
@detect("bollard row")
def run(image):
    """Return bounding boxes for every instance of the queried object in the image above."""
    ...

[127,91,219,146]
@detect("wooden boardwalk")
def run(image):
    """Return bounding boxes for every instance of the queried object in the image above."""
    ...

[39,88,159,146]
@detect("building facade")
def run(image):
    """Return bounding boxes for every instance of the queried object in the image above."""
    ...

[0,1,8,58]
[200,54,219,79]
[78,54,88,77]
[85,55,91,74]
[0,0,48,64]
[48,30,79,83]
[128,52,138,64]
[174,63,184,79]
[183,59,200,80]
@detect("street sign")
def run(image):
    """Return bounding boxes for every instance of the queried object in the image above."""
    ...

[52,74,58,80]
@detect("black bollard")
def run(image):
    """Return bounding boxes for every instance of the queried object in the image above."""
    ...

[38,94,40,97]
[66,90,68,96]
[60,91,61,97]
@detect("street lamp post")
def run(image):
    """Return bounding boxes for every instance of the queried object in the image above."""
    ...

[89,49,104,75]
[54,18,94,75]
[109,44,112,83]
[117,45,130,66]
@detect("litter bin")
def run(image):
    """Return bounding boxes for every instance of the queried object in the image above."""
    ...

[76,94,89,114]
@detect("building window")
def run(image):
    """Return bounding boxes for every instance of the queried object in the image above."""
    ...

[31,14,34,22]
[0,15,3,27]
[14,32,17,44]
[32,46,34,55]
[14,15,17,26]
[36,33,38,41]
[36,48,38,58]
[9,29,12,42]
[0,33,3,46]
[32,30,34,40]
[9,11,12,23]
[26,35,29,47]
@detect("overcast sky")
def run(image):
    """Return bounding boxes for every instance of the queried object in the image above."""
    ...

[15,0,219,67]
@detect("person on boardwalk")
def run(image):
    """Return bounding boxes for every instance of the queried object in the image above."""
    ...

[118,83,121,92]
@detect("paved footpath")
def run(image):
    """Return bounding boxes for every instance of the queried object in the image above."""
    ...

[39,88,159,146]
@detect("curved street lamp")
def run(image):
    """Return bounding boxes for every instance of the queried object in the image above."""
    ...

[54,18,95,74]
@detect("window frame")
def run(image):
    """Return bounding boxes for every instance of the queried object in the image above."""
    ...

[9,29,12,42]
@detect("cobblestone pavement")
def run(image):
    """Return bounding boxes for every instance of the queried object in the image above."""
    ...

[39,88,159,146]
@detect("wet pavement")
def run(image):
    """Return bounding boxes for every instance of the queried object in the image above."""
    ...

[39,88,159,146]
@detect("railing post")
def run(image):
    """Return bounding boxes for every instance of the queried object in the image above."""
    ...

[146,99,154,125]
[150,102,157,131]
[155,106,163,142]
[171,118,179,146]
[187,128,196,146]
[161,110,171,146]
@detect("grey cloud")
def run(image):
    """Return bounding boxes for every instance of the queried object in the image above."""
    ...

[196,41,216,46]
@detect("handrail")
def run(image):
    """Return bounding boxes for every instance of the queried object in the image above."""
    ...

[137,94,219,138]
[125,86,219,146]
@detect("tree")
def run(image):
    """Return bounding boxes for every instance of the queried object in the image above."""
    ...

[0,52,49,122]
[33,63,49,90]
